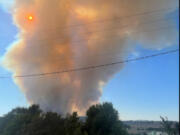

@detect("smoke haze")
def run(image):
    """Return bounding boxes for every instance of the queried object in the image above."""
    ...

[2,0,178,115]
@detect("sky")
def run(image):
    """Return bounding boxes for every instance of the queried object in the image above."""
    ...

[0,2,179,121]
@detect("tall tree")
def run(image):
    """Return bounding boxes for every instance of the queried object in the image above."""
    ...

[85,102,128,135]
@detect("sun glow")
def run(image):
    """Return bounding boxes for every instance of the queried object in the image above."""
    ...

[28,15,33,21]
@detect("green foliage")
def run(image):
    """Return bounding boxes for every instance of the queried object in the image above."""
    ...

[0,102,128,135]
[86,102,128,135]
[160,116,179,135]
[0,105,41,135]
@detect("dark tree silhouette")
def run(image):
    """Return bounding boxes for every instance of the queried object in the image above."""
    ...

[85,102,128,135]
[0,103,128,135]
[160,116,179,135]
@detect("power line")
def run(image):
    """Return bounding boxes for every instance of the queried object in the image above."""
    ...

[1,7,177,45]
[0,49,178,78]
[1,25,175,72]
[38,7,177,32]
[70,23,175,46]
[26,16,176,48]
[26,25,176,63]
[21,7,177,43]
[1,7,176,39]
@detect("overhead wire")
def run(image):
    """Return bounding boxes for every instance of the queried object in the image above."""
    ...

[0,6,178,79]
[23,16,177,48]
[0,49,178,78]
[36,6,177,33]
[1,7,176,39]
[0,21,177,76]
[0,25,174,76]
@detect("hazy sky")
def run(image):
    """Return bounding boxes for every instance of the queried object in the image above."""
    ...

[0,2,179,121]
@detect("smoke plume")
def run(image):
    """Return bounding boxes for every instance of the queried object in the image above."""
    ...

[2,0,178,115]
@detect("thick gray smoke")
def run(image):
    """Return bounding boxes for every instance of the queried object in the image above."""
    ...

[2,0,178,115]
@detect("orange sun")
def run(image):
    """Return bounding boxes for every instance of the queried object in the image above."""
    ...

[28,15,33,21]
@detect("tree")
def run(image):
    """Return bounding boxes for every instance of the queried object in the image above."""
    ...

[0,102,128,135]
[0,105,41,135]
[24,111,66,135]
[65,112,86,135]
[85,102,128,135]
[160,116,179,135]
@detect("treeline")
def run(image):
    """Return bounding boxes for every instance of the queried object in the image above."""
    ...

[0,102,128,135]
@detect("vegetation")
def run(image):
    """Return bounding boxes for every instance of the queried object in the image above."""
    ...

[0,102,128,135]
[160,116,179,135]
